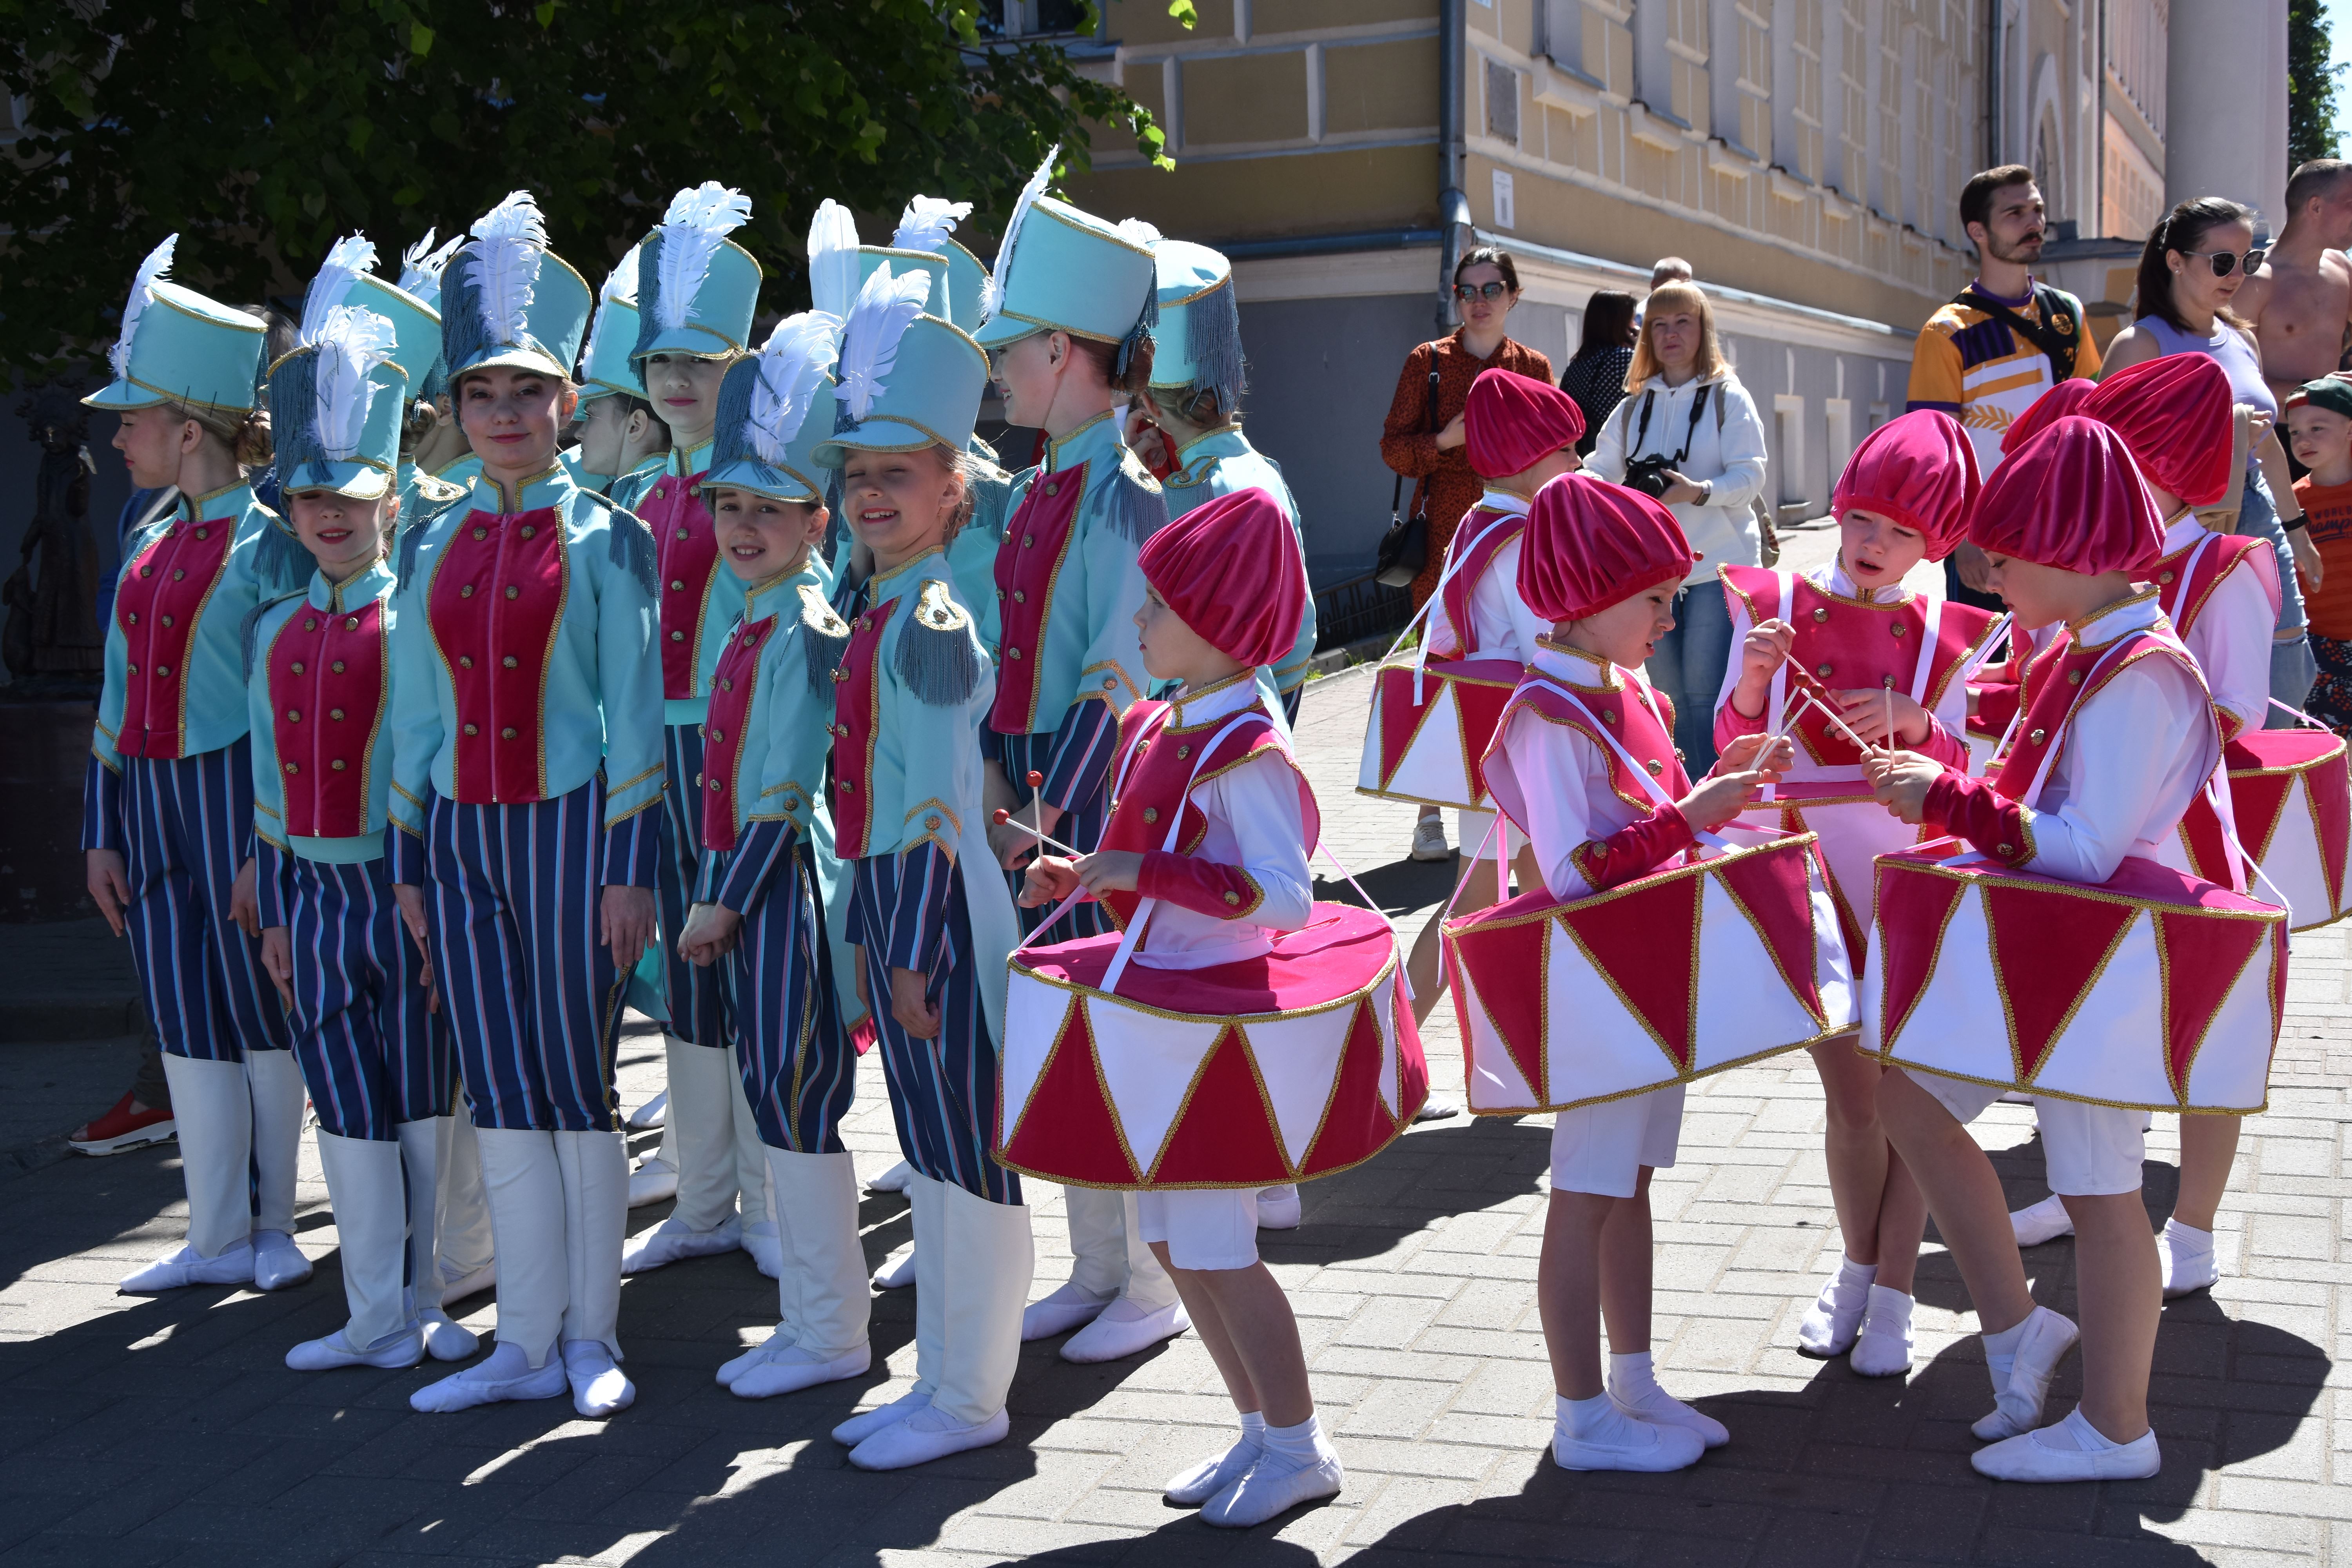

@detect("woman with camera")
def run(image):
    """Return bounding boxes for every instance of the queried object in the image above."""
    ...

[1590,280,1769,772]
[1378,246,1552,863]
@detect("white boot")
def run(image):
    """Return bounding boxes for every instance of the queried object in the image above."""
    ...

[412,1128,568,1413]
[848,1182,1030,1470]
[1022,1184,1123,1340]
[720,1149,803,1388]
[245,1049,312,1291]
[626,1089,669,1131]
[395,1117,478,1361]
[733,1151,871,1399]
[436,1110,497,1303]
[628,1110,680,1208]
[122,1055,254,1292]
[289,1132,419,1369]
[554,1129,632,1416]
[1973,1306,2081,1440]
[2159,1218,2218,1298]
[733,1074,781,1278]
[1060,1191,1187,1363]
[834,1173,945,1446]
[662,1036,740,1235]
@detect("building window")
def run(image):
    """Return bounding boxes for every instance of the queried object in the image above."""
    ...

[1835,0,1869,201]
[1783,0,1825,186]
[976,0,1089,37]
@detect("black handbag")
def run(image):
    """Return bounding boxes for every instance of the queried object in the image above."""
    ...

[1374,360,1443,588]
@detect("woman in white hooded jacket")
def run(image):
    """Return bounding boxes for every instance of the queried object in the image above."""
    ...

[1590,280,1771,771]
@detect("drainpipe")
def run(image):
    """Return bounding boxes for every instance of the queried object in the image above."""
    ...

[1986,1,2002,168]
[1437,0,1466,329]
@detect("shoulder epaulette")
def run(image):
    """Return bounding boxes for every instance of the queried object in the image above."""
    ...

[798,582,853,693]
[893,580,980,707]
[599,495,659,599]
[1099,448,1169,546]
[410,471,468,507]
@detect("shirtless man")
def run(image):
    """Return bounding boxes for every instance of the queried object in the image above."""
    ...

[2236,159,2352,412]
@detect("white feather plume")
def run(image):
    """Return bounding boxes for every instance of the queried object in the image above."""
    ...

[1115,218,1162,249]
[465,190,548,347]
[806,199,861,322]
[300,233,379,347]
[746,312,842,465]
[396,230,463,304]
[891,195,973,254]
[576,244,641,380]
[312,305,399,460]
[655,182,753,332]
[835,262,932,423]
[111,234,178,379]
[983,147,1056,319]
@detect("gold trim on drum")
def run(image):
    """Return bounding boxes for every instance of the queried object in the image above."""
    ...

[1874,857,2288,920]
[1465,1022,1857,1117]
[1005,948,1398,1025]
[1442,831,1822,929]
[1878,1057,2269,1116]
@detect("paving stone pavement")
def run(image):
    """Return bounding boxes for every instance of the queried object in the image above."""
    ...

[0,666,2344,1567]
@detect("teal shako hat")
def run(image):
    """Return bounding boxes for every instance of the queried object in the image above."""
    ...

[83,236,268,414]
[632,182,761,362]
[439,191,592,384]
[298,235,443,408]
[703,314,842,505]
[875,195,984,336]
[393,229,464,403]
[269,305,410,500]
[1149,239,1245,413]
[813,262,987,465]
[577,243,648,402]
[972,147,1157,373]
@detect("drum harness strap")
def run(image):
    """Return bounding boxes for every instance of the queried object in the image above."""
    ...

[1379,497,1528,704]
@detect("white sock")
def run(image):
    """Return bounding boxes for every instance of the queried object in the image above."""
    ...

[1558,1391,1652,1446]
[1256,1414,1334,1475]
[1606,1350,1661,1403]
[2162,1218,2213,1258]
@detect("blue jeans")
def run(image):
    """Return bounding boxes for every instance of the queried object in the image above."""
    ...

[2239,470,2319,725]
[1646,578,1731,775]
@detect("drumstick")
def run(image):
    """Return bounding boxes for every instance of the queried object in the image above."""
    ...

[992,810,1087,859]
[1778,652,1886,755]
[1884,686,1893,752]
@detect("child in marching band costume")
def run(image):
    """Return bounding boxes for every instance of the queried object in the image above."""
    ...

[1399,368,1586,1022]
[1868,416,2217,1481]
[83,240,314,1295]
[388,192,663,1418]
[2002,356,2277,1301]
[974,153,1190,1366]
[1483,473,1789,1472]
[248,305,476,1370]
[1716,410,2000,1377]
[572,243,670,511]
[619,183,786,1281]
[673,313,875,1401]
[812,260,1035,1470]
[1018,486,1345,1526]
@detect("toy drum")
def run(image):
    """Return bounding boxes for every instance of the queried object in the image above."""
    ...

[1443,831,1857,1114]
[1865,846,2287,1112]
[2225,727,2351,931]
[996,903,1427,1190]
[1356,656,1524,810]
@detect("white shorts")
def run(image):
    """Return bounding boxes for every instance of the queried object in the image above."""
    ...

[1902,1069,2147,1197]
[1137,1187,1260,1271]
[1454,808,1524,861]
[1549,1084,1686,1198]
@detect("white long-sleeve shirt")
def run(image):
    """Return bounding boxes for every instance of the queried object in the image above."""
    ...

[1422,489,1552,664]
[1129,675,1314,971]
[1484,642,1668,902]
[1589,372,1771,584]
[2160,515,2276,738]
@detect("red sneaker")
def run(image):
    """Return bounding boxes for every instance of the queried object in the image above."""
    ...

[69,1091,177,1156]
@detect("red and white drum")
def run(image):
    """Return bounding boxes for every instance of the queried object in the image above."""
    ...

[2225,728,2351,931]
[1356,656,1523,809]
[1865,845,2287,1112]
[1442,831,1857,1114]
[996,903,1428,1190]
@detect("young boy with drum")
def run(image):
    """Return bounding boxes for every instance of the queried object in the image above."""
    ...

[1483,473,1791,1472]
[1866,416,2225,1481]
[1016,486,1342,1526]
[1716,410,1999,1376]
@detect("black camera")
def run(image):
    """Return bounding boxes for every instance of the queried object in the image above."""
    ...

[1621,455,1675,499]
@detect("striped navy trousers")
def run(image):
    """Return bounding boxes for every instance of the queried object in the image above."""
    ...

[422,779,628,1132]
[849,844,1019,1205]
[991,717,1118,943]
[659,723,732,1048]
[263,844,453,1140]
[707,828,856,1153]
[109,740,289,1062]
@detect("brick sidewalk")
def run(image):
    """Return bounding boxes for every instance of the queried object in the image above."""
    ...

[0,668,2342,1566]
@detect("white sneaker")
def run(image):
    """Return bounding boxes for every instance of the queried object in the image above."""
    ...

[438,1261,496,1308]
[625,1090,668,1131]
[833,1390,930,1446]
[1408,818,1450,862]
[1164,1432,1265,1507]
[2010,1194,2074,1247]
[731,1342,870,1399]
[251,1230,312,1291]
[1201,1454,1344,1527]
[1255,1186,1301,1230]
[1847,1285,1914,1377]
[871,1249,916,1290]
[1060,1297,1189,1363]
[621,1214,741,1274]
[1973,1307,2080,1441]
[563,1340,635,1418]
[119,1240,256,1294]
[1020,1279,1114,1341]
[417,1308,480,1362]
[285,1324,425,1371]
[2159,1220,2218,1298]
[627,1154,680,1209]
[847,1403,1009,1470]
[1971,1408,2161,1481]
[410,1341,566,1412]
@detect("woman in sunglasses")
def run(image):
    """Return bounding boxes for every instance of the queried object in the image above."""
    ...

[2100,196,2319,719]
[1378,246,1552,865]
